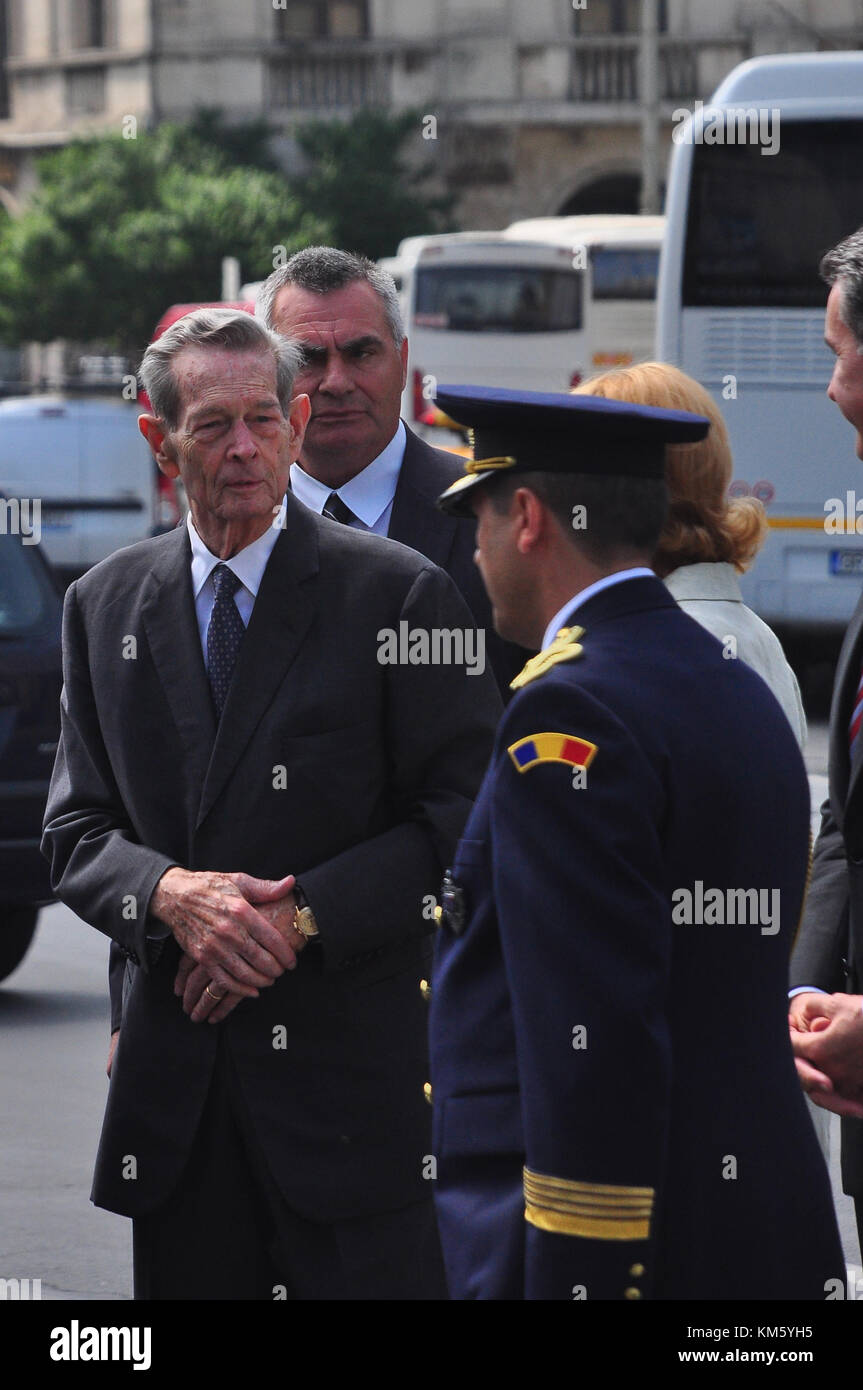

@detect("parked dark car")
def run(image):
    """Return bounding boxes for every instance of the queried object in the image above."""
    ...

[0,511,62,981]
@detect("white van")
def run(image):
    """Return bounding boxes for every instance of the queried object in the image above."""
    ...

[0,396,179,585]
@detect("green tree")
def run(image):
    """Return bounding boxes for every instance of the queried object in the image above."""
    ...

[293,108,455,259]
[0,123,329,354]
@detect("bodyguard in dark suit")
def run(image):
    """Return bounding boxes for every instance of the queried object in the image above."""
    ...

[43,311,501,1299]
[428,386,844,1300]
[790,228,863,1248]
[257,245,524,694]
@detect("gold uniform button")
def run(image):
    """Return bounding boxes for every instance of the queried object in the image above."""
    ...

[624,1287,641,1300]
[423,1082,433,1105]
[420,979,431,1002]
[433,905,443,926]
[629,1264,645,1278]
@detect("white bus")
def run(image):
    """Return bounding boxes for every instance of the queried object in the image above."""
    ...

[381,231,585,442]
[503,214,664,371]
[657,51,863,638]
[384,219,664,444]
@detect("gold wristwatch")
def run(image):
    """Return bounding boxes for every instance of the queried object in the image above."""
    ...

[293,886,319,941]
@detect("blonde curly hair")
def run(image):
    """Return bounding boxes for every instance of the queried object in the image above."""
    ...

[573,362,767,577]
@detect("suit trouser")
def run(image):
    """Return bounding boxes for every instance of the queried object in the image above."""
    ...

[132,1041,448,1300]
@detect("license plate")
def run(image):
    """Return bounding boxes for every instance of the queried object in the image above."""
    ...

[830,549,863,576]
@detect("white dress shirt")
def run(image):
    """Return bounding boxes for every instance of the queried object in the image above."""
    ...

[289,420,406,536]
[187,497,286,656]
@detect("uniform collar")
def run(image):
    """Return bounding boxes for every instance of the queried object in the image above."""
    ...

[541,568,655,650]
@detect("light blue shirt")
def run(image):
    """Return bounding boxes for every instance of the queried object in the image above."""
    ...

[541,568,655,651]
[186,497,286,657]
[289,420,406,536]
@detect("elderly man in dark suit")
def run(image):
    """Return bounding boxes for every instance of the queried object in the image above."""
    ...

[256,245,524,696]
[42,308,500,1300]
[790,225,863,1254]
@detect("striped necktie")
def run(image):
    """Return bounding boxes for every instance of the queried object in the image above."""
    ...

[849,661,863,754]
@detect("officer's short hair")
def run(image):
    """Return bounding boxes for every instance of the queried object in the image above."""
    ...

[257,246,405,347]
[821,227,863,348]
[489,471,668,564]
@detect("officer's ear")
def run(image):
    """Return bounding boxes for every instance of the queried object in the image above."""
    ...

[139,415,179,480]
[513,486,546,554]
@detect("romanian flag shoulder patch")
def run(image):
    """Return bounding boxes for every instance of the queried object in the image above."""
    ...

[507,731,598,774]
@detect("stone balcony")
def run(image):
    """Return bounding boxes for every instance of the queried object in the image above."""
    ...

[264,34,752,123]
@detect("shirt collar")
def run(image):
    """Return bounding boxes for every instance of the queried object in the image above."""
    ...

[187,496,286,599]
[541,568,655,651]
[289,420,406,528]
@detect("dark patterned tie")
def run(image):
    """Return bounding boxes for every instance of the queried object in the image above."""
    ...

[207,564,245,718]
[323,491,358,526]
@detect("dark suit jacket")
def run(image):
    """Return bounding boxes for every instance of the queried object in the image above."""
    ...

[389,425,527,696]
[105,425,524,1036]
[790,585,863,1194]
[43,495,501,1221]
[431,577,843,1299]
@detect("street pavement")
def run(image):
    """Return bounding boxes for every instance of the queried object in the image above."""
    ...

[0,719,858,1300]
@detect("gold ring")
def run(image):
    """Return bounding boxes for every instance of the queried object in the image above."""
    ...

[205,983,226,1001]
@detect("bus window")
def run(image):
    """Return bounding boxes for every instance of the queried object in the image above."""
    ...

[414,265,583,334]
[591,248,660,301]
[682,120,863,309]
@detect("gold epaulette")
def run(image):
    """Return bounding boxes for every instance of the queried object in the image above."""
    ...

[523,1166,654,1241]
[510,626,585,691]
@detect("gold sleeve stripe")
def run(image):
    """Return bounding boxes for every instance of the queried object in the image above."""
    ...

[523,1167,655,1241]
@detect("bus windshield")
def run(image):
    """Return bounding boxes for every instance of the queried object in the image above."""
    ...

[682,118,863,308]
[414,265,582,333]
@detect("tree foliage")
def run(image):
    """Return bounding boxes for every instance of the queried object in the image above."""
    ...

[0,107,455,353]
[0,123,328,353]
[293,108,454,260]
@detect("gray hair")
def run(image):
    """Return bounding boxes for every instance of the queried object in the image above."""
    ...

[256,245,405,346]
[139,307,303,429]
[821,227,863,349]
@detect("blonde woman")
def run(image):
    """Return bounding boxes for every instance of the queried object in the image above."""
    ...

[575,362,806,747]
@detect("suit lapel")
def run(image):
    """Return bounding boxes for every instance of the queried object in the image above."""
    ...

[389,428,458,569]
[195,500,320,829]
[140,527,217,793]
[838,588,863,817]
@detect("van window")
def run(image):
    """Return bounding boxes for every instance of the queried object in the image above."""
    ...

[414,265,583,333]
[591,248,659,301]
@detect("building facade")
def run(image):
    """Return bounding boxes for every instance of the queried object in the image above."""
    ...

[0,0,861,228]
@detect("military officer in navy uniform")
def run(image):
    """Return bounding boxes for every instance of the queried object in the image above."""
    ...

[427,385,845,1301]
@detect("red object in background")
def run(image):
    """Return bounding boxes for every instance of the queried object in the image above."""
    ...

[139,301,256,529]
[569,370,582,388]
[137,302,255,411]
